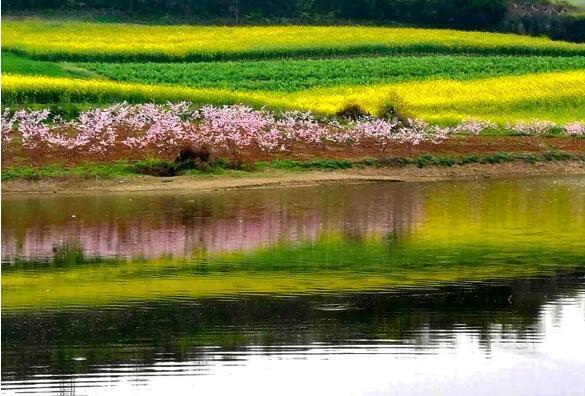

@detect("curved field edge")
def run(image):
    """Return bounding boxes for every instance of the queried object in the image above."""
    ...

[1,52,106,79]
[6,51,585,95]
[4,21,585,62]
[3,71,585,124]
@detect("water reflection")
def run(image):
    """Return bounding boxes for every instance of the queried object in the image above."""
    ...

[3,177,583,263]
[2,184,423,261]
[3,275,585,395]
[2,176,585,395]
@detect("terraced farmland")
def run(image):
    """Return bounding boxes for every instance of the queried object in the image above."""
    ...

[2,20,585,125]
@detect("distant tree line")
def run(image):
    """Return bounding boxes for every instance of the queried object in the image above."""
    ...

[503,1,585,41]
[3,0,584,42]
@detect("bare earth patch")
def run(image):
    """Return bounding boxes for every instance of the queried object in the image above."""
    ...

[3,136,585,167]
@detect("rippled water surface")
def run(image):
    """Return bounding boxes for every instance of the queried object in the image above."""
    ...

[2,177,585,395]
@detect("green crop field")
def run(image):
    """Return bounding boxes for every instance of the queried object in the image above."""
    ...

[2,19,585,125]
[80,55,585,92]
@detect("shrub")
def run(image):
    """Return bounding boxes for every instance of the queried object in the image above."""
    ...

[174,145,212,172]
[542,150,572,161]
[336,103,370,120]
[377,93,412,122]
[132,159,177,177]
[482,152,513,164]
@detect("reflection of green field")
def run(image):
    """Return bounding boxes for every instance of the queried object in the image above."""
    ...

[4,235,585,312]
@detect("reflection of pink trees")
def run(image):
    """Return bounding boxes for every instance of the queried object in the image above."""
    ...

[2,185,423,262]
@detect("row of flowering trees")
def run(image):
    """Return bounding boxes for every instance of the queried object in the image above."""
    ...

[2,103,584,158]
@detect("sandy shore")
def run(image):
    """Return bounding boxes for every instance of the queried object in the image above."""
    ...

[3,160,584,195]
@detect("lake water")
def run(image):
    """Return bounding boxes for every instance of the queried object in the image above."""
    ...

[2,176,585,396]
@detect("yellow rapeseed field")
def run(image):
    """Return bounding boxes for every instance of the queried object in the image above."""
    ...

[3,20,585,124]
[1,73,266,107]
[282,70,585,123]
[4,20,585,61]
[4,71,584,124]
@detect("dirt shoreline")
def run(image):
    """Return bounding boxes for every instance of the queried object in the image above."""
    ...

[3,160,584,195]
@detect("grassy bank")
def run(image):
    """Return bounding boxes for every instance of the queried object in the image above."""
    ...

[3,151,583,182]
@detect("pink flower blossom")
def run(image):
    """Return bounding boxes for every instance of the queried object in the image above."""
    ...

[564,122,585,137]
[453,119,496,135]
[352,117,400,153]
[505,120,556,136]
[5,103,579,160]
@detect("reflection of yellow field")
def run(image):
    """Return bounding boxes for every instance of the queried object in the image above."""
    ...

[4,71,584,124]
[4,261,582,312]
[416,179,585,246]
[5,21,584,59]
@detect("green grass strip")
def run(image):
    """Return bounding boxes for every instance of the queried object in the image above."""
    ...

[3,152,583,181]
